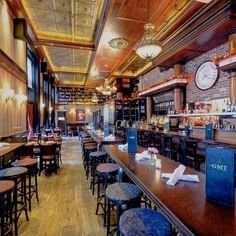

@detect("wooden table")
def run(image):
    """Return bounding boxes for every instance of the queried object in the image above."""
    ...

[0,143,25,168]
[105,145,236,236]
[88,131,124,145]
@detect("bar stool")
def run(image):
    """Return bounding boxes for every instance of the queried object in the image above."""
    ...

[95,163,119,227]
[13,158,39,211]
[179,139,205,171]
[106,182,142,236]
[161,136,177,160]
[89,151,107,194]
[0,180,15,236]
[119,208,172,236]
[84,145,97,177]
[0,167,29,236]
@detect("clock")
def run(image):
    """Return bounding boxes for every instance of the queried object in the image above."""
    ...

[194,61,219,90]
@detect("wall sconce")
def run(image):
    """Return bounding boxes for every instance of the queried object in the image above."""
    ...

[40,103,45,110]
[15,94,27,105]
[0,88,15,103]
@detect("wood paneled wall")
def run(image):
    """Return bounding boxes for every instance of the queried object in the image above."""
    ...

[0,1,27,137]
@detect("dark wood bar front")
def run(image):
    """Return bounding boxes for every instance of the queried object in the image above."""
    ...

[105,144,236,236]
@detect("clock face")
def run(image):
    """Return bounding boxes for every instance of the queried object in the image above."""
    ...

[195,61,219,90]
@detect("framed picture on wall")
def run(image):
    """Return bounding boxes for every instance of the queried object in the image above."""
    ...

[76,109,85,121]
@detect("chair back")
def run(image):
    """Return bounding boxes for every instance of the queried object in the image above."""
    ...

[40,143,57,156]
[19,144,34,158]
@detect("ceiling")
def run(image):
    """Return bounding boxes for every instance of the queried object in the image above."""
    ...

[8,0,236,88]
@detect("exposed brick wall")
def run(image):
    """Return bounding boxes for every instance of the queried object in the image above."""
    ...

[184,43,230,103]
[139,67,174,89]
[140,43,230,103]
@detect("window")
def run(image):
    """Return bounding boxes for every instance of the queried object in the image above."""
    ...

[27,57,33,89]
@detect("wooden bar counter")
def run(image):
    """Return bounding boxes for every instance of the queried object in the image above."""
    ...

[105,145,236,236]
[87,130,124,145]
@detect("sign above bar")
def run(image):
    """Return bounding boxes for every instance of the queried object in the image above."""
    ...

[57,87,107,104]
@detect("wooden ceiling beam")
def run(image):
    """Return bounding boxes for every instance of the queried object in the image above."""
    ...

[37,38,95,51]
[53,71,88,76]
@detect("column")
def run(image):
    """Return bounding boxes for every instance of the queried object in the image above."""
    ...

[146,96,152,122]
[174,88,183,113]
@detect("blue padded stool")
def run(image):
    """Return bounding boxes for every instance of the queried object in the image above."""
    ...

[106,182,142,236]
[119,208,172,236]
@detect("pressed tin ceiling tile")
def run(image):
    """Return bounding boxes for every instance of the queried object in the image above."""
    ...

[44,46,91,72]
[57,74,86,85]
[22,0,103,43]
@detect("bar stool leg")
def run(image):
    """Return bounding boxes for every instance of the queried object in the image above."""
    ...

[28,173,32,211]
[116,204,122,236]
[23,175,29,221]
[13,181,18,236]
[0,194,4,236]
[107,200,110,236]
[35,171,39,202]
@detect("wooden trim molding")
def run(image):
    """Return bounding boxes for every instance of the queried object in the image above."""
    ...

[138,78,189,96]
[0,49,27,83]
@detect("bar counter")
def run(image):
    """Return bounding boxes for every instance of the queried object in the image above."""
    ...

[105,144,236,236]
[128,127,236,149]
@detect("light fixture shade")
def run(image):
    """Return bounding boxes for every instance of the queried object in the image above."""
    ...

[135,23,162,61]
[91,93,99,103]
[96,79,116,95]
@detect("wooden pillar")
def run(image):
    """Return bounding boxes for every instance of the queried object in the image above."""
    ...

[230,71,236,105]
[174,88,183,113]
[174,64,183,76]
[229,34,236,105]
[146,96,152,122]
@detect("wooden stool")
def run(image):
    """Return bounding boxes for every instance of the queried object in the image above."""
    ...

[119,208,172,236]
[96,163,119,227]
[0,180,15,236]
[89,151,107,195]
[106,182,142,236]
[0,167,29,236]
[13,158,39,211]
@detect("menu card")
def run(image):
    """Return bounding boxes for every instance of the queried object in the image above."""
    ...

[206,146,235,207]
[104,124,110,138]
[127,129,137,153]
[205,123,215,140]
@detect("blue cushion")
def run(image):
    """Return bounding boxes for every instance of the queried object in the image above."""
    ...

[106,182,142,203]
[120,208,172,236]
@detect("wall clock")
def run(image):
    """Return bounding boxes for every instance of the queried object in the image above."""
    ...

[194,61,219,90]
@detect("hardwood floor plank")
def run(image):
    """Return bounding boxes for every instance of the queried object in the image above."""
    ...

[18,139,106,236]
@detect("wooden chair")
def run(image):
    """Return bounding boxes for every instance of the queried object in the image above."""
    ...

[39,143,57,175]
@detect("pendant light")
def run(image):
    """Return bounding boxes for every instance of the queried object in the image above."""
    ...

[134,0,162,61]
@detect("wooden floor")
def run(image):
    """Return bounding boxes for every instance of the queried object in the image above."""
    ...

[18,138,106,236]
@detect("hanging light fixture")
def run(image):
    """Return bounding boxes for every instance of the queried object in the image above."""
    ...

[134,0,162,61]
[91,93,99,103]
[96,79,116,95]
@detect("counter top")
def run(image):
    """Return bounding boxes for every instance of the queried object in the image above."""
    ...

[105,144,236,236]
[0,142,25,157]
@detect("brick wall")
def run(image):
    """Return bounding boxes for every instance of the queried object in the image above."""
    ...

[140,43,230,103]
[184,43,230,103]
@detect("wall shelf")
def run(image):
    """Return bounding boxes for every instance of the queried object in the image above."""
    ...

[167,112,236,117]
